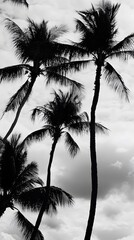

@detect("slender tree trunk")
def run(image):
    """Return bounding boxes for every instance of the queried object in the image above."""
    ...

[3,75,37,141]
[84,64,102,240]
[30,138,58,240]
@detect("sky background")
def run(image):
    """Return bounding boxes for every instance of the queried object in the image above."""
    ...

[0,0,134,240]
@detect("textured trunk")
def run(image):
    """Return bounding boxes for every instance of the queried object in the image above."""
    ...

[4,72,37,141]
[84,64,102,240]
[30,138,58,240]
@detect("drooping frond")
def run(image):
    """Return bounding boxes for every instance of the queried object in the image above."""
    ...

[15,186,73,213]
[48,186,73,212]
[108,50,134,61]
[46,59,92,74]
[23,127,53,146]
[110,33,134,54]
[5,19,28,61]
[11,162,43,194]
[95,123,108,133]
[3,80,30,113]
[64,132,79,157]
[104,61,129,101]
[45,69,83,91]
[0,64,28,82]
[67,111,89,133]
[15,211,44,240]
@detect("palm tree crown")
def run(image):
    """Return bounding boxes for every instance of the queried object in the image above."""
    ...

[0,133,73,240]
[75,1,134,98]
[0,133,44,239]
[1,19,82,140]
[25,90,91,156]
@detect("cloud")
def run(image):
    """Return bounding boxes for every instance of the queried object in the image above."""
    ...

[44,216,64,230]
[52,140,134,200]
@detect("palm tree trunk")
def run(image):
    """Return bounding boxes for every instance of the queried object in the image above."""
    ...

[3,76,37,141]
[84,64,102,240]
[30,138,58,240]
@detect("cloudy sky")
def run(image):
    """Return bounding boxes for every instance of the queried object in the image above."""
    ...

[1,0,134,240]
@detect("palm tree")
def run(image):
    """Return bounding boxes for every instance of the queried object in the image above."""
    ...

[0,133,73,240]
[0,18,82,140]
[3,0,28,7]
[47,1,134,239]
[23,90,105,240]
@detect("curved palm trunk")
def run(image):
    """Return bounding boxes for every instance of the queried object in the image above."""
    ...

[84,64,102,240]
[30,138,58,240]
[3,75,37,141]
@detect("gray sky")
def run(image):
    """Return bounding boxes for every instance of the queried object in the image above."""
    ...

[0,0,134,240]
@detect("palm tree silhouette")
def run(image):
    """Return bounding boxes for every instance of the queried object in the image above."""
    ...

[0,133,73,240]
[23,90,103,240]
[75,2,134,240]
[0,18,82,140]
[47,1,134,239]
[4,0,28,7]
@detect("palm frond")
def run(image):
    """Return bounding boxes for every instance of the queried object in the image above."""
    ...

[110,33,134,53]
[15,186,73,213]
[23,128,52,146]
[15,211,44,240]
[108,50,134,61]
[64,132,80,157]
[5,19,29,61]
[11,162,42,194]
[46,59,92,74]
[104,61,129,101]
[0,64,29,82]
[3,80,30,113]
[45,69,84,92]
[95,123,108,133]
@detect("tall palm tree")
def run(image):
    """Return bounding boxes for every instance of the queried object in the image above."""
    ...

[0,133,73,240]
[23,90,105,240]
[0,18,82,140]
[47,2,134,239]
[4,0,28,7]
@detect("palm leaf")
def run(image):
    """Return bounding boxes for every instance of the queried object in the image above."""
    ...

[3,80,30,113]
[15,186,73,213]
[0,64,29,82]
[108,50,134,61]
[15,211,44,240]
[104,61,129,101]
[64,132,79,157]
[11,162,43,194]
[45,69,84,92]
[23,128,53,146]
[5,18,29,61]
[110,33,134,53]
[95,123,108,133]
[46,59,92,74]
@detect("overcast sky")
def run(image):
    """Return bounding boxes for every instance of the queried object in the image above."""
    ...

[0,0,134,240]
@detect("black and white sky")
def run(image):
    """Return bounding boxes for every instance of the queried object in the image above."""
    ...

[0,0,134,240]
